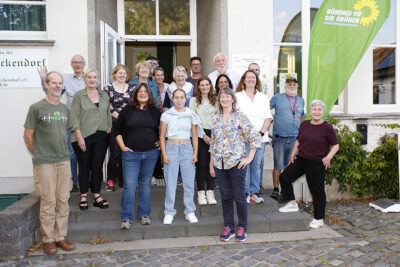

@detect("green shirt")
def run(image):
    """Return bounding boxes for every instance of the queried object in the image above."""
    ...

[189,97,217,130]
[69,88,112,142]
[24,99,70,164]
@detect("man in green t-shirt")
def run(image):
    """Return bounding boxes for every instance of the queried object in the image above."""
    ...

[23,71,75,254]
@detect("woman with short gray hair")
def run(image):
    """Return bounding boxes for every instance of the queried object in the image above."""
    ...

[278,100,339,229]
[162,66,194,109]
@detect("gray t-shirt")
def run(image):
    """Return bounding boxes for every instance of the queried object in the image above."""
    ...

[24,99,70,164]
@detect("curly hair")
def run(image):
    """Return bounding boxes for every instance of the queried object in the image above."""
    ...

[128,83,155,110]
[194,77,216,106]
[235,70,262,94]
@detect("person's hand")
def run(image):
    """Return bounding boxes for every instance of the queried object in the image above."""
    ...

[203,135,211,145]
[78,139,86,152]
[210,163,216,178]
[107,128,111,134]
[163,155,170,165]
[288,156,295,165]
[37,65,48,83]
[191,154,198,164]
[155,140,160,149]
[238,156,253,169]
[322,156,332,170]
[121,146,133,152]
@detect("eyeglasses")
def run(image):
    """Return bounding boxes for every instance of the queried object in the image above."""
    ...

[218,80,229,84]
[72,61,84,65]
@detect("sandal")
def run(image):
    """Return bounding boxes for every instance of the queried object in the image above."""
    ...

[93,195,109,209]
[79,194,88,210]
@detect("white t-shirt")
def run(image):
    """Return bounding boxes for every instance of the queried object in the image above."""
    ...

[235,90,273,143]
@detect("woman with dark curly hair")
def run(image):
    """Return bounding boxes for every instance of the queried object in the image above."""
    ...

[115,83,161,229]
[189,77,218,205]
[215,74,233,96]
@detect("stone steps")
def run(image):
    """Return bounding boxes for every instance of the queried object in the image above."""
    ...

[36,186,311,243]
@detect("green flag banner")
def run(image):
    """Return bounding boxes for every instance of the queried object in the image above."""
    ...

[307,0,390,118]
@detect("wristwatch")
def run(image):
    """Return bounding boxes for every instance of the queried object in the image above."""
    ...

[259,131,265,136]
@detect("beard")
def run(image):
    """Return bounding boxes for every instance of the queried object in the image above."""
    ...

[217,65,227,74]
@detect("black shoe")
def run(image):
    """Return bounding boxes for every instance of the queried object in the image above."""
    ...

[270,190,281,201]
[258,185,265,194]
[71,184,79,193]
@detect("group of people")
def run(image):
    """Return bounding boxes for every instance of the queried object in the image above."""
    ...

[24,52,339,254]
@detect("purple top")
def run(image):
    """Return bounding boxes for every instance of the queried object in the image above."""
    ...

[297,120,338,160]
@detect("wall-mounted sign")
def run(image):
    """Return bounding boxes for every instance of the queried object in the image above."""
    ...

[0,49,49,88]
[231,54,270,95]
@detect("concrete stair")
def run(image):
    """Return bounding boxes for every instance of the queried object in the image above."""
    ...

[38,186,310,243]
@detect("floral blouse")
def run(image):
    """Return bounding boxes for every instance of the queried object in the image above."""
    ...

[209,111,261,170]
[103,83,135,114]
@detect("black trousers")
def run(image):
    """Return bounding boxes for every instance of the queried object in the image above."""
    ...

[196,129,214,191]
[280,156,326,220]
[215,164,247,230]
[72,131,109,194]
[107,119,123,186]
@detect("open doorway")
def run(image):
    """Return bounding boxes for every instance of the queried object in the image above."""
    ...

[125,42,191,83]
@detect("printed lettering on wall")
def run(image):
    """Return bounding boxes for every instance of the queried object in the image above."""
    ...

[0,49,49,88]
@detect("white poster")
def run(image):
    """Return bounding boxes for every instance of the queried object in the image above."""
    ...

[0,48,49,88]
[231,54,270,95]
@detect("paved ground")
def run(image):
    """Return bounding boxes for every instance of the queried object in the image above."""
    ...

[1,201,399,266]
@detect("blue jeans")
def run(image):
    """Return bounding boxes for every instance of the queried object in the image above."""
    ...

[215,164,247,230]
[245,142,266,195]
[68,128,78,185]
[164,142,196,216]
[120,149,159,223]
[272,136,296,169]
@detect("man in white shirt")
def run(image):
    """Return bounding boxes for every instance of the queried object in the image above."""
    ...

[208,53,241,89]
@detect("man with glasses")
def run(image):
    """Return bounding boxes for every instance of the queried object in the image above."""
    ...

[270,77,305,200]
[186,56,202,87]
[38,54,86,193]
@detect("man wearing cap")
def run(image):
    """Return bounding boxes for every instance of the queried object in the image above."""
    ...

[269,77,305,200]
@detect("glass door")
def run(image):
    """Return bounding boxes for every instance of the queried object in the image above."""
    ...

[101,21,125,87]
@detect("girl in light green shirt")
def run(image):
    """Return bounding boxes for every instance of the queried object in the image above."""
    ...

[189,77,218,206]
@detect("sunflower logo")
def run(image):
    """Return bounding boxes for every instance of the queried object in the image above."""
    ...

[354,0,380,26]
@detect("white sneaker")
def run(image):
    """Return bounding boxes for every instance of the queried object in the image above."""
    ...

[151,177,157,186]
[185,213,198,223]
[197,190,207,205]
[279,201,299,212]
[250,194,264,203]
[309,219,324,228]
[120,221,130,230]
[206,190,217,205]
[246,194,250,204]
[163,215,174,225]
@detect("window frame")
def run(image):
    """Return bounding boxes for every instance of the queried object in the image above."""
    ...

[0,0,47,38]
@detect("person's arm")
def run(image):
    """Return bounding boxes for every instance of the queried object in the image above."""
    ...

[300,116,306,123]
[160,121,170,164]
[106,96,112,133]
[322,144,339,170]
[23,128,35,154]
[69,94,86,152]
[260,118,271,134]
[289,140,300,165]
[238,148,256,169]
[116,135,133,152]
[191,124,198,164]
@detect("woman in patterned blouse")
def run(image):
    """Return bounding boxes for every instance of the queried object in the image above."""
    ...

[209,87,261,243]
[103,64,135,191]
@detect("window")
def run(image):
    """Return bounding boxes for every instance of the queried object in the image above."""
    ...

[124,0,190,36]
[373,0,396,106]
[273,0,302,96]
[0,0,46,31]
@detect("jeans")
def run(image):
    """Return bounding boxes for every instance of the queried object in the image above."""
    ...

[215,164,247,230]
[72,131,109,194]
[120,149,159,223]
[68,128,78,185]
[164,141,196,216]
[245,142,266,195]
[272,136,297,170]
[280,156,326,219]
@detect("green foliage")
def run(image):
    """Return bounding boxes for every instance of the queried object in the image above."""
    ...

[326,117,399,199]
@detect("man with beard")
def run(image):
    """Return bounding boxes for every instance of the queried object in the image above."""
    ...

[208,53,240,89]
